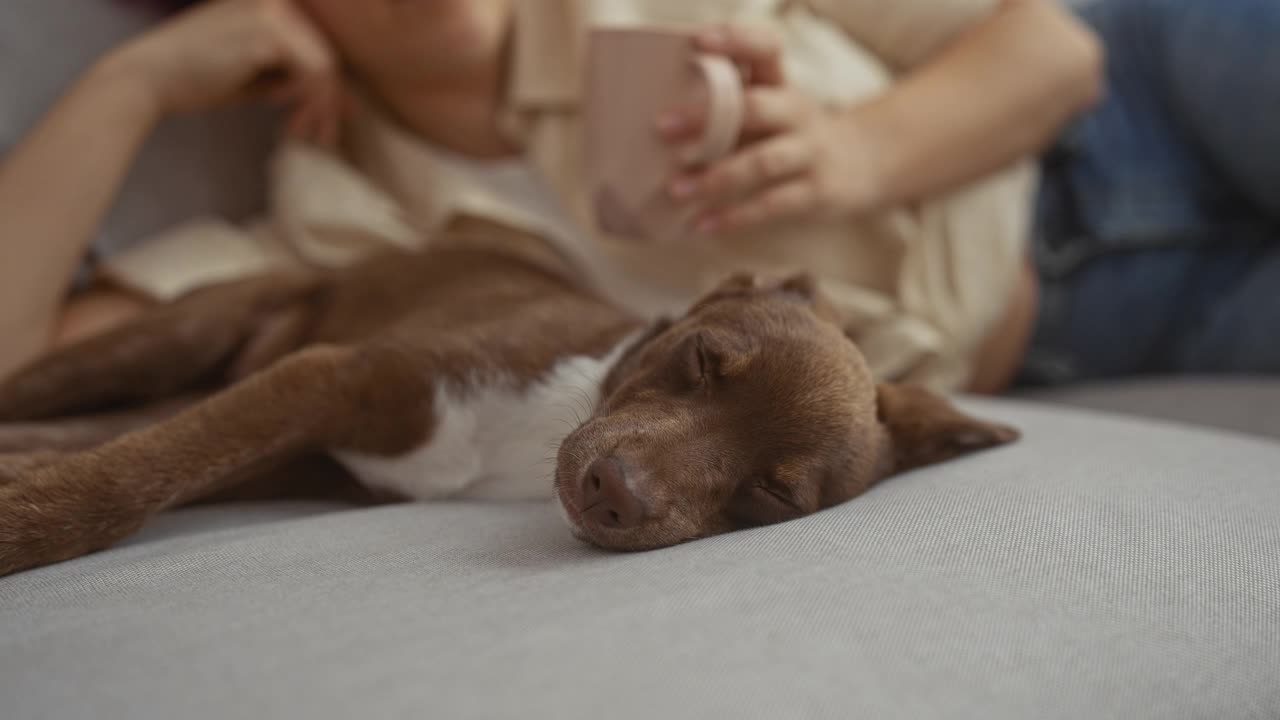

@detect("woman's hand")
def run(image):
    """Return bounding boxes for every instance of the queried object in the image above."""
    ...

[0,0,345,378]
[107,0,343,146]
[659,25,884,235]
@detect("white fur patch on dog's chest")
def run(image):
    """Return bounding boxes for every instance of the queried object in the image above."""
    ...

[331,344,623,502]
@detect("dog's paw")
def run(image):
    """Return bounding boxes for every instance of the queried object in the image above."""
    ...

[0,460,145,577]
[0,479,65,577]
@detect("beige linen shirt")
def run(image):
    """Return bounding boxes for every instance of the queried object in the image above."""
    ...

[103,0,1036,391]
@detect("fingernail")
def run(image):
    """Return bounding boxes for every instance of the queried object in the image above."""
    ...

[669,178,698,199]
[699,29,727,48]
[656,112,686,133]
[679,145,706,167]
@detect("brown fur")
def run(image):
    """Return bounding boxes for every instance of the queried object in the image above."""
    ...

[0,223,1017,576]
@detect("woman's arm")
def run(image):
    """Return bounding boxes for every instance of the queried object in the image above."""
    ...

[662,0,1103,232]
[845,0,1103,211]
[0,0,340,380]
[0,56,161,380]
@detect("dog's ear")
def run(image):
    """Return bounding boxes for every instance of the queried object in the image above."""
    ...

[874,383,1019,476]
[772,273,820,305]
[699,271,822,307]
[600,316,674,395]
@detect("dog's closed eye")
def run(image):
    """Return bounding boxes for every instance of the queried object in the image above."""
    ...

[728,474,806,527]
[693,333,710,385]
[676,329,755,385]
[754,478,800,510]
[675,332,712,389]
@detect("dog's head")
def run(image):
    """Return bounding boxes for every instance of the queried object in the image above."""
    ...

[555,272,1018,551]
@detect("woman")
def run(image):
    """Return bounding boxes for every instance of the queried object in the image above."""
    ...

[0,0,1272,391]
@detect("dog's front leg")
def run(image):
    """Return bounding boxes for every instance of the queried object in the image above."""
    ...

[0,343,435,576]
[0,272,324,422]
[0,395,203,456]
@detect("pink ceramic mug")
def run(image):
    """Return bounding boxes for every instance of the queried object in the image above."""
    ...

[585,27,746,242]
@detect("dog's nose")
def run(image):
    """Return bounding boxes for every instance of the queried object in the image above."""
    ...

[581,457,645,530]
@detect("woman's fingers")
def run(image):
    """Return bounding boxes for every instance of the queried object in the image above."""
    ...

[658,86,807,143]
[648,22,833,235]
[656,23,788,142]
[696,180,819,235]
[669,133,814,204]
[263,0,336,79]
[283,82,342,147]
[259,0,342,146]
[694,24,786,87]
[313,81,344,147]
[285,102,316,143]
[740,87,808,137]
[268,71,344,147]
[264,79,303,106]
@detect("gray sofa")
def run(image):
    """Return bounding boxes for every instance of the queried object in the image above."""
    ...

[3,397,1278,719]
[2,3,1278,719]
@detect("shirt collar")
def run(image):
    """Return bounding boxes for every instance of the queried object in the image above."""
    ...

[504,0,586,110]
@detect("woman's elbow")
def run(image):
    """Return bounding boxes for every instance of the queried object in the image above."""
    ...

[1064,21,1105,113]
[1044,2,1106,114]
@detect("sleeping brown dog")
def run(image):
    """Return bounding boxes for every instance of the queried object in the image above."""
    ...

[0,224,1017,576]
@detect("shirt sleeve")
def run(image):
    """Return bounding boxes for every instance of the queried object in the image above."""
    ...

[800,0,1001,71]
[97,218,289,302]
[98,141,420,301]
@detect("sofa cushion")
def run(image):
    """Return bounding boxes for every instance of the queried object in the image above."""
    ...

[1024,376,1280,440]
[1,398,1277,719]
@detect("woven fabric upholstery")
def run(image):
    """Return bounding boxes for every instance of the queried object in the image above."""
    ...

[3,399,1277,720]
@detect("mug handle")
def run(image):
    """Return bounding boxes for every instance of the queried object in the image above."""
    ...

[684,54,745,167]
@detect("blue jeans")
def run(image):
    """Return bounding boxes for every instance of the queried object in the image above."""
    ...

[1019,0,1280,385]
